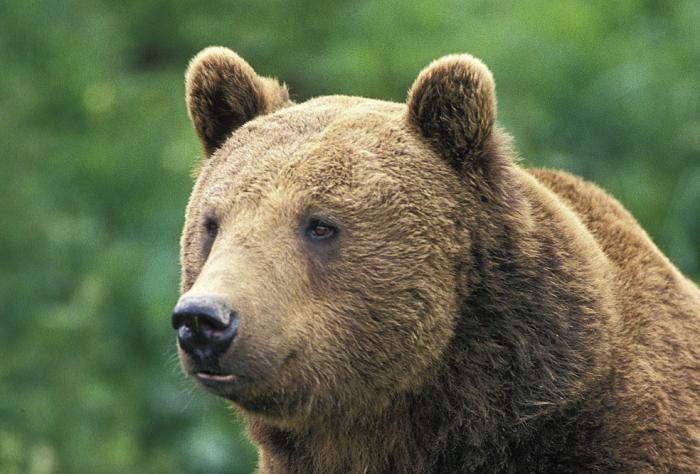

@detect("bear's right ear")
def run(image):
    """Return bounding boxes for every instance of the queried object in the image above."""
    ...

[407,54,496,172]
[185,47,292,157]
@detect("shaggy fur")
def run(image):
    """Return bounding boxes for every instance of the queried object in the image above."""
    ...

[175,47,700,473]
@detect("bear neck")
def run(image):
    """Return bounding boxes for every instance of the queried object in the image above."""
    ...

[247,163,617,472]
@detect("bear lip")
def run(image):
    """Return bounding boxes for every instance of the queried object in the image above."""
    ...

[195,371,238,383]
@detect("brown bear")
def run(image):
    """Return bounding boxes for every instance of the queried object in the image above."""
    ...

[171,46,700,473]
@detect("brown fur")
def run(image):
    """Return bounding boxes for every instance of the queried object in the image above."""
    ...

[176,47,700,472]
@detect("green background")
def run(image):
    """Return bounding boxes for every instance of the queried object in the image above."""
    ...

[1,1,698,472]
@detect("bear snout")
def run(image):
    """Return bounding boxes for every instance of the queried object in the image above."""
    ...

[172,295,239,362]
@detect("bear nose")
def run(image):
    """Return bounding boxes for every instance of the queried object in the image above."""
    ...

[172,296,238,357]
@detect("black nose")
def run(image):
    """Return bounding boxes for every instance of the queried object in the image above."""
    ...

[172,296,238,357]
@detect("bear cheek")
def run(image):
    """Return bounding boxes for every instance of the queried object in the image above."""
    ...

[384,290,458,388]
[330,301,456,394]
[230,300,310,378]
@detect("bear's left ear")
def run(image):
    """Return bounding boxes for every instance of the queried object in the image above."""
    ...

[186,46,292,157]
[407,54,496,172]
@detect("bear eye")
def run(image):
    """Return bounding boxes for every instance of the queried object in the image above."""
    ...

[306,218,337,241]
[204,218,219,239]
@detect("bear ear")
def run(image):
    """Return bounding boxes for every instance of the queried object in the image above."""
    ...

[185,46,292,157]
[407,54,496,172]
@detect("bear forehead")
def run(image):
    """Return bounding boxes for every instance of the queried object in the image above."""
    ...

[196,95,452,210]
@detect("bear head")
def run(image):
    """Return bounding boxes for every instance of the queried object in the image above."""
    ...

[174,46,508,428]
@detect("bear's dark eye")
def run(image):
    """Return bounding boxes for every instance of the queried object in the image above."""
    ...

[201,217,219,259]
[204,218,219,239]
[306,218,337,241]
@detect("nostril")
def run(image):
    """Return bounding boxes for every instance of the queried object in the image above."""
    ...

[175,316,218,340]
[172,310,228,332]
[172,295,233,330]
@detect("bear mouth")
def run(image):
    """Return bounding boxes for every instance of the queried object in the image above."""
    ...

[194,370,241,394]
[196,371,238,383]
[186,349,299,401]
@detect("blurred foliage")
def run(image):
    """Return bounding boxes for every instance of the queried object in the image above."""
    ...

[0,0,698,472]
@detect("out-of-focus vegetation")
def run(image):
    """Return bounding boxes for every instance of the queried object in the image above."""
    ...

[1,0,698,472]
